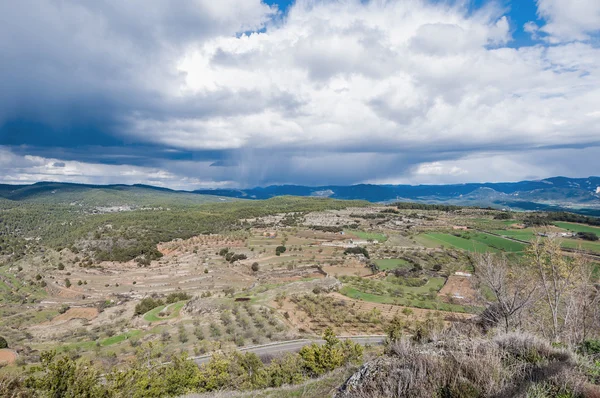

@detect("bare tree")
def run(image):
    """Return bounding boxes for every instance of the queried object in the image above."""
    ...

[475,253,538,333]
[528,237,587,342]
[561,251,599,344]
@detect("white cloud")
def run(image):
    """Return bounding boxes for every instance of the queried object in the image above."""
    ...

[0,148,226,189]
[535,0,600,42]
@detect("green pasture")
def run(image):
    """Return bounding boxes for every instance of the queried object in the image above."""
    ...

[491,229,537,241]
[143,301,186,322]
[345,230,388,243]
[101,330,142,346]
[374,258,411,270]
[423,233,498,253]
[560,239,600,253]
[464,232,526,252]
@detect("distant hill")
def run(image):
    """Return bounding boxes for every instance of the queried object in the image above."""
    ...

[1,177,599,215]
[0,182,236,209]
[194,176,600,215]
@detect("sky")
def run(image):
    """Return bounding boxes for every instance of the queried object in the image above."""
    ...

[0,0,599,189]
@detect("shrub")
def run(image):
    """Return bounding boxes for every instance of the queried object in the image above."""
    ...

[0,336,7,349]
[275,246,287,256]
[251,262,259,272]
[134,297,164,316]
[343,247,369,258]
[579,340,600,355]
[165,292,191,304]
[577,232,598,241]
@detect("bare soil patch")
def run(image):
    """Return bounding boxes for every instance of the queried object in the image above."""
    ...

[438,276,478,304]
[0,349,17,365]
[51,307,99,323]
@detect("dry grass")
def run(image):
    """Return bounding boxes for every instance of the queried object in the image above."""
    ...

[335,331,589,398]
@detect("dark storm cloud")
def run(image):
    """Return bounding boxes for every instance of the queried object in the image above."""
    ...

[0,0,275,157]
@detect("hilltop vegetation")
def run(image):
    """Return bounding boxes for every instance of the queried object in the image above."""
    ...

[0,193,368,262]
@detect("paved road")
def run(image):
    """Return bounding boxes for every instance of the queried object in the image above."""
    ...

[191,335,386,365]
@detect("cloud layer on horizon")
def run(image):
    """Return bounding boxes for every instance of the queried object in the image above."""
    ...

[1,0,599,188]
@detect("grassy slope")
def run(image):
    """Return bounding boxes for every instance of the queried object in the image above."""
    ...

[553,222,600,234]
[144,301,187,322]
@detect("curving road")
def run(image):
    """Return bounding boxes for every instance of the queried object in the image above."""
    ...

[191,335,386,365]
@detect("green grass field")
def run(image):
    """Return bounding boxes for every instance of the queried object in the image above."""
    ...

[559,239,600,253]
[101,330,142,346]
[553,222,600,234]
[491,229,538,242]
[374,258,411,270]
[414,234,442,248]
[424,233,499,253]
[465,232,526,252]
[143,301,187,322]
[346,230,388,243]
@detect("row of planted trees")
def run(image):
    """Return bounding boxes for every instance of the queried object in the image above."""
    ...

[476,237,600,345]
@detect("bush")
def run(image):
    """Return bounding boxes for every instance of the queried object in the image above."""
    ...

[251,262,259,272]
[579,339,600,355]
[576,232,598,241]
[275,246,287,256]
[134,297,164,316]
[299,328,363,377]
[165,292,191,304]
[343,247,369,258]
[58,305,70,314]
[0,336,7,349]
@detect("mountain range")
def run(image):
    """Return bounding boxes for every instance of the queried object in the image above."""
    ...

[1,176,599,215]
[194,176,600,214]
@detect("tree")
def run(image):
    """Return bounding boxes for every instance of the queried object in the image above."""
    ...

[475,253,538,333]
[251,262,259,272]
[27,351,107,397]
[576,232,598,241]
[298,328,362,377]
[385,316,405,342]
[528,237,587,342]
